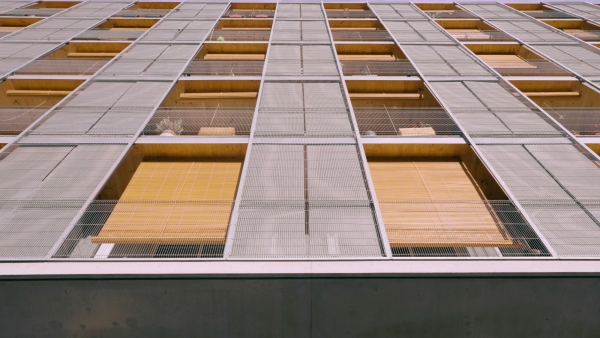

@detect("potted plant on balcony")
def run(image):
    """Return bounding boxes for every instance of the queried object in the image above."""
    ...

[398,121,436,136]
[155,117,183,137]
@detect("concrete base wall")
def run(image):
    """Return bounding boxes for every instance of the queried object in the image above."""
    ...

[1,276,600,338]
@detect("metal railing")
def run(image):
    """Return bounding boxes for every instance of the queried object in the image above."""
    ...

[53,200,234,259]
[222,9,275,18]
[0,107,50,135]
[142,107,255,137]
[544,108,600,136]
[487,60,572,77]
[449,30,515,42]
[1,8,64,17]
[423,10,477,19]
[331,30,393,42]
[113,9,171,18]
[521,10,577,19]
[340,60,417,76]
[354,107,462,137]
[73,29,145,41]
[381,201,550,257]
[183,60,264,76]
[206,29,271,42]
[15,59,110,76]
[326,10,376,19]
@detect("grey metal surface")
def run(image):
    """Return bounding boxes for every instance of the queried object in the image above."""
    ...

[385,21,452,43]
[458,3,525,20]
[102,44,198,77]
[402,45,492,77]
[490,20,573,43]
[369,3,426,19]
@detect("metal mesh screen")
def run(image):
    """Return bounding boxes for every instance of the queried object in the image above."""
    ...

[549,3,600,20]
[459,4,525,20]
[231,144,383,258]
[430,81,562,137]
[532,45,600,78]
[142,107,254,137]
[0,107,49,135]
[32,81,172,136]
[183,60,264,76]
[16,59,109,76]
[545,108,600,136]
[490,20,573,43]
[369,4,426,19]
[5,19,99,41]
[265,45,339,77]
[385,21,453,43]
[354,107,461,137]
[340,60,417,76]
[142,20,215,42]
[102,44,198,77]
[402,45,492,77]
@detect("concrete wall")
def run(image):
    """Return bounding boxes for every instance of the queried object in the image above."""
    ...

[1,276,600,338]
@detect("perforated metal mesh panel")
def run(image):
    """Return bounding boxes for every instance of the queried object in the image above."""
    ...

[370,4,426,19]
[550,3,600,20]
[265,45,338,77]
[429,81,560,136]
[490,20,573,43]
[385,21,452,43]
[255,82,353,137]
[231,144,382,258]
[102,44,198,77]
[33,82,172,136]
[402,45,492,77]
[532,45,600,78]
[459,4,525,20]
[142,20,215,42]
[0,144,126,258]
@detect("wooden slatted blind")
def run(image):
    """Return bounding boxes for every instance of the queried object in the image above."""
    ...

[369,159,514,247]
[93,161,242,245]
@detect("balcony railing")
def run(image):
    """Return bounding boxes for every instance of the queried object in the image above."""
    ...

[354,108,462,137]
[326,10,375,19]
[142,107,255,137]
[16,59,109,76]
[544,108,600,136]
[0,106,49,135]
[563,30,600,42]
[223,9,275,18]
[113,9,171,18]
[449,30,515,42]
[331,30,393,42]
[522,10,577,19]
[486,60,571,77]
[206,29,271,42]
[183,60,264,76]
[424,10,476,19]
[73,29,145,41]
[340,60,417,76]
[383,201,549,257]
[1,8,64,17]
[53,200,233,258]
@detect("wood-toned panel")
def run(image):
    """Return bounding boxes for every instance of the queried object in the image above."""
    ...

[369,159,513,247]
[93,160,242,244]
[478,54,536,69]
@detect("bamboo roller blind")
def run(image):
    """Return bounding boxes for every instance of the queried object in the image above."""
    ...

[93,161,242,245]
[369,159,514,247]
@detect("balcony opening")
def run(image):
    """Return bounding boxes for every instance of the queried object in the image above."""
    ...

[183,42,266,76]
[207,18,272,42]
[113,2,179,18]
[223,3,276,19]
[335,43,417,77]
[16,42,129,76]
[142,79,258,137]
[415,3,477,19]
[324,3,374,19]
[467,44,571,77]
[507,3,577,19]
[364,143,549,257]
[511,79,600,137]
[436,19,514,42]
[0,78,83,135]
[346,79,460,137]
[542,19,600,43]
[2,1,78,17]
[329,19,392,42]
[53,143,247,259]
[74,18,159,41]
[0,17,43,37]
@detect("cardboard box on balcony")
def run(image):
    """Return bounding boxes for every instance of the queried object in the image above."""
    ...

[398,127,436,136]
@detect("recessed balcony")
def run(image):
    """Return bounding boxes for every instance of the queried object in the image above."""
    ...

[182,43,266,77]
[415,4,477,19]
[437,19,515,42]
[336,43,417,77]
[1,1,78,18]
[542,20,600,43]
[207,19,272,42]
[222,3,276,19]
[329,19,392,42]
[0,17,43,37]
[325,3,375,19]
[113,2,178,18]
[73,19,158,41]
[507,4,578,19]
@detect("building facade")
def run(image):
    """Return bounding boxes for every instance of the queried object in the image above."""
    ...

[1,0,600,336]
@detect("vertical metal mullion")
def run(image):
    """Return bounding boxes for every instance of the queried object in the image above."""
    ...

[222,1,278,259]
[325,1,391,258]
